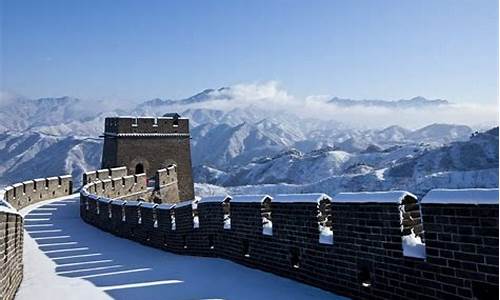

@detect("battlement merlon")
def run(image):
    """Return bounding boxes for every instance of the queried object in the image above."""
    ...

[104,116,190,135]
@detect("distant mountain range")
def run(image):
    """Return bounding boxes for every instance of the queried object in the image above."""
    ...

[0,87,497,197]
[328,96,449,108]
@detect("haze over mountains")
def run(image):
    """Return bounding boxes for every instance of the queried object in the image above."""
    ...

[0,83,497,197]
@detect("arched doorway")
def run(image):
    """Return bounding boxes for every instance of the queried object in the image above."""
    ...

[135,163,144,174]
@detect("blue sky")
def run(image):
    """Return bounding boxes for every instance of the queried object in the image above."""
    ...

[1,0,498,104]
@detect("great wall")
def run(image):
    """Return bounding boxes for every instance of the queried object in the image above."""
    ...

[0,115,498,300]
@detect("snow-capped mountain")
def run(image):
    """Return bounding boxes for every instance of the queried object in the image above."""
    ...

[0,132,101,187]
[328,96,449,108]
[196,127,498,197]
[0,88,495,197]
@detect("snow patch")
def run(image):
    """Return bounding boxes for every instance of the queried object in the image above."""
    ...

[273,193,332,203]
[231,194,273,203]
[421,188,499,204]
[200,195,232,203]
[334,191,416,203]
[262,219,273,236]
[223,218,231,229]
[402,232,426,259]
[319,227,333,245]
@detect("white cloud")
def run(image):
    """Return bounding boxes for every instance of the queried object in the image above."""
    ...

[170,81,498,129]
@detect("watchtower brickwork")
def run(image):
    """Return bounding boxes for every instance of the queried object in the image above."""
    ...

[80,173,499,300]
[0,174,73,300]
[101,116,194,201]
[83,165,179,204]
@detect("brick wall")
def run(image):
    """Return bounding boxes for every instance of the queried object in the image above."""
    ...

[0,211,23,300]
[3,175,73,210]
[422,203,498,299]
[0,173,72,299]
[80,187,499,300]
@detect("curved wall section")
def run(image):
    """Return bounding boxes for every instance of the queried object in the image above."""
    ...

[80,179,499,300]
[0,173,72,300]
[83,166,179,203]
[0,206,23,300]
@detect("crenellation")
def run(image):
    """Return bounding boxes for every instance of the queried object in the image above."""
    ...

[79,183,499,299]
[104,116,190,134]
[2,176,71,210]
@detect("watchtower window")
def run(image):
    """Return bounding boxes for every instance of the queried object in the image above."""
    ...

[153,118,158,127]
[96,201,100,215]
[132,117,138,127]
[122,204,126,222]
[173,117,179,127]
[318,198,333,244]
[223,198,231,229]
[85,198,90,211]
[261,197,273,236]
[135,163,144,175]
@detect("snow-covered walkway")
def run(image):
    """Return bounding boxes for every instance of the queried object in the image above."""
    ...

[16,194,346,300]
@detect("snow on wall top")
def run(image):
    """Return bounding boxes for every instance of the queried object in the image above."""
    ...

[141,202,157,209]
[176,200,196,208]
[334,191,416,203]
[157,203,175,210]
[125,200,141,206]
[231,194,273,203]
[273,193,332,203]
[98,197,112,204]
[112,199,125,206]
[199,195,232,203]
[421,188,499,205]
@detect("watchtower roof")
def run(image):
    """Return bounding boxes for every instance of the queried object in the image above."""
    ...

[103,115,190,134]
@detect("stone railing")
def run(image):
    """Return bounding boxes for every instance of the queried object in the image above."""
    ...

[0,173,72,300]
[80,175,499,300]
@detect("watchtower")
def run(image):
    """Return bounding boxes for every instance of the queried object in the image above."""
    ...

[101,114,195,201]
